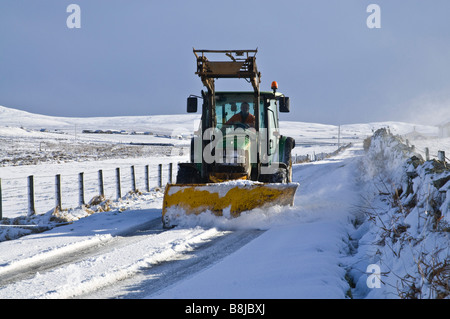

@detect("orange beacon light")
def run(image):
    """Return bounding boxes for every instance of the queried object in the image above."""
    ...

[271,81,278,93]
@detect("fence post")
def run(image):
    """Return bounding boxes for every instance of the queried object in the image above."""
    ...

[98,170,104,197]
[145,165,150,192]
[28,175,36,216]
[79,172,85,206]
[425,147,430,161]
[131,165,136,192]
[438,150,446,164]
[158,164,162,187]
[0,178,2,219]
[55,174,62,211]
[169,163,173,184]
[116,168,122,199]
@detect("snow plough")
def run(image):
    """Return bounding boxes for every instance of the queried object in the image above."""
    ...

[162,49,298,228]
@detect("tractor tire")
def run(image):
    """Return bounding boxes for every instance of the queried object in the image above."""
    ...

[269,167,288,183]
[283,137,295,183]
[176,164,200,184]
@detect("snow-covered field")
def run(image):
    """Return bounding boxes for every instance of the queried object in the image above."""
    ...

[0,105,448,300]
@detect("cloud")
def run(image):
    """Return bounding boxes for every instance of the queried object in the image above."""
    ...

[402,90,450,125]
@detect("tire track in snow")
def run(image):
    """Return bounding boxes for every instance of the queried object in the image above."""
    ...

[80,229,264,299]
[0,218,164,288]
[0,216,264,299]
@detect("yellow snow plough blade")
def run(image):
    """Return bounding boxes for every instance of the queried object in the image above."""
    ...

[162,182,298,227]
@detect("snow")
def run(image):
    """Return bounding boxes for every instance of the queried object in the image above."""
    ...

[153,149,361,298]
[0,105,448,299]
[154,223,348,298]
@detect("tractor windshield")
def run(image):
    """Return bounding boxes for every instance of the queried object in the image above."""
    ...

[215,93,263,131]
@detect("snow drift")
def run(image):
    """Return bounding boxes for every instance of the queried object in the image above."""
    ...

[349,128,449,299]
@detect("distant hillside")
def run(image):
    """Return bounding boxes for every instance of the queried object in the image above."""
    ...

[0,105,438,142]
[0,105,200,135]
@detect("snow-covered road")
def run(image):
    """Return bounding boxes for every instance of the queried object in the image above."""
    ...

[150,146,364,298]
[0,211,260,298]
[0,144,365,299]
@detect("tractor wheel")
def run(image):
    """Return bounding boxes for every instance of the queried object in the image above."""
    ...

[283,137,295,183]
[269,167,288,183]
[176,164,200,184]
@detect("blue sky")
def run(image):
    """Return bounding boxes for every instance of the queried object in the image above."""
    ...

[1,0,450,125]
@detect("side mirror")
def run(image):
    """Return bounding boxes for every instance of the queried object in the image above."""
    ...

[187,97,198,113]
[279,96,290,112]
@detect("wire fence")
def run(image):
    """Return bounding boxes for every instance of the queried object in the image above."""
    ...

[0,163,177,219]
[1,144,446,219]
[292,141,448,165]
[292,143,354,163]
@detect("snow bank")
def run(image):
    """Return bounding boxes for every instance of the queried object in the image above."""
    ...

[0,188,165,242]
[350,128,449,299]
